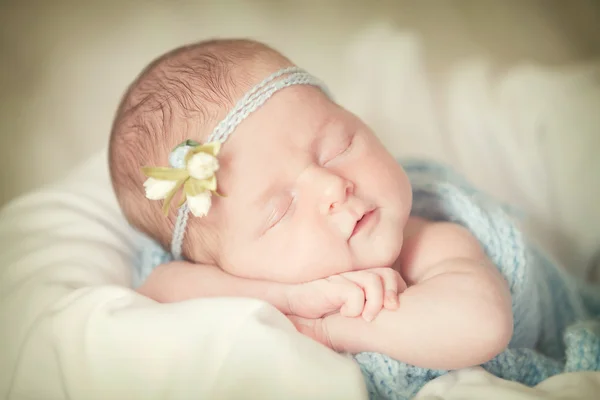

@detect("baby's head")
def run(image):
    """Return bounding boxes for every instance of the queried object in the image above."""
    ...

[110,39,412,284]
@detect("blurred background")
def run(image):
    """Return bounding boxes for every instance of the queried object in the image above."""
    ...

[1,0,599,276]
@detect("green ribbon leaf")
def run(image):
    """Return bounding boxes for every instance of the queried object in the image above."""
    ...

[162,179,186,216]
[184,176,217,196]
[142,167,189,181]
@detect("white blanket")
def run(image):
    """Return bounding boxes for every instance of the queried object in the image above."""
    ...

[0,151,367,400]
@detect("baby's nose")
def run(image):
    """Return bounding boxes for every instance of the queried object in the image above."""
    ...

[322,174,354,214]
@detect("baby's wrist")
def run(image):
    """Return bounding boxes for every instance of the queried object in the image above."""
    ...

[260,281,294,315]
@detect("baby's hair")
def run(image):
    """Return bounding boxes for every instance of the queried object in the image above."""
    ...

[109,38,292,261]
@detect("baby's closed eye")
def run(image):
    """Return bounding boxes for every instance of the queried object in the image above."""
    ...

[266,193,295,229]
[320,130,355,165]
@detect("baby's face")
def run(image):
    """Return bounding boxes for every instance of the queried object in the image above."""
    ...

[209,86,412,283]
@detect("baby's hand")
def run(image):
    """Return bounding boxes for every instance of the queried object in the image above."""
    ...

[287,268,407,321]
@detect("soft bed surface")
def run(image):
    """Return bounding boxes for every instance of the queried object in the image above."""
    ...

[0,151,367,399]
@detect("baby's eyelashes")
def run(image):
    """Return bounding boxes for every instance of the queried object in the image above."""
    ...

[265,193,295,230]
[320,131,355,166]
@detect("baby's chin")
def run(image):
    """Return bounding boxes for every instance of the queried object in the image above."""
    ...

[351,235,404,271]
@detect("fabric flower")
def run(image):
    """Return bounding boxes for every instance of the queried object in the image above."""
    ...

[143,178,178,200]
[187,152,219,180]
[141,140,223,217]
[187,190,212,217]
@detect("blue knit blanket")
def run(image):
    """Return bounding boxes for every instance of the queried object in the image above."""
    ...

[353,159,600,400]
[133,159,600,400]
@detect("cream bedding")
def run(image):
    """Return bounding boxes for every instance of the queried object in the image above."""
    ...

[1,1,599,399]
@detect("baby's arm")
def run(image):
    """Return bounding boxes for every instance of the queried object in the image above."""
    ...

[137,262,292,313]
[137,262,403,320]
[292,218,513,370]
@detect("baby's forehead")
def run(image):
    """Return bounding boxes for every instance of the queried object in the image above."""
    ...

[226,86,338,145]
[218,127,305,198]
[219,116,348,207]
[193,81,344,211]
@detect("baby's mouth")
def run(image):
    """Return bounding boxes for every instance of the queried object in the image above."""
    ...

[350,208,377,239]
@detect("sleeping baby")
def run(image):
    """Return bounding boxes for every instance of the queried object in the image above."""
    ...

[109,39,600,397]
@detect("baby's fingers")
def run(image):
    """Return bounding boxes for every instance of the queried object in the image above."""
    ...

[373,268,404,310]
[327,276,365,318]
[341,271,384,322]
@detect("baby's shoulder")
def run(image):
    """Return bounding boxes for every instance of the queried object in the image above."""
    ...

[400,217,487,273]
[404,217,482,252]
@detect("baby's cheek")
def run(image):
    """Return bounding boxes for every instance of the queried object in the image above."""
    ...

[356,216,404,269]
[352,154,398,192]
[282,240,352,283]
[219,239,270,280]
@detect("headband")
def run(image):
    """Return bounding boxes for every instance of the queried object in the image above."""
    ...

[142,67,331,260]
